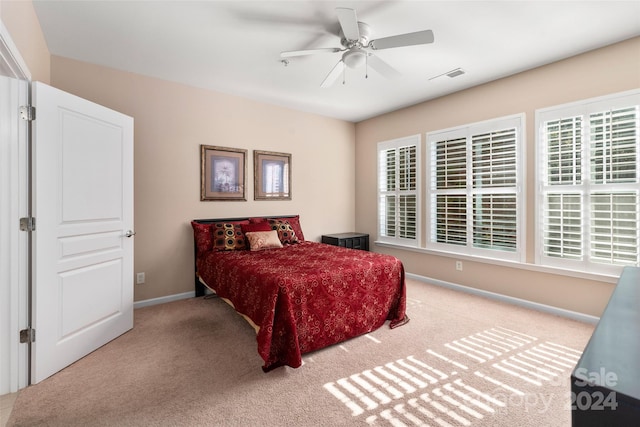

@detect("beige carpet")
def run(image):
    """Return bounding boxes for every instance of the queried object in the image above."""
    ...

[7,279,594,426]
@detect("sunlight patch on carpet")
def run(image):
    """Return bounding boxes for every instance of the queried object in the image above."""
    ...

[366,334,382,344]
[323,327,583,426]
[406,297,423,307]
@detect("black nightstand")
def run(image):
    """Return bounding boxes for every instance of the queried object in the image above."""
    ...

[321,233,369,251]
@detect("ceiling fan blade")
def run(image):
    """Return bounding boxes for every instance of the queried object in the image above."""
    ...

[280,48,341,58]
[336,7,360,41]
[367,54,401,79]
[321,60,345,88]
[370,30,434,50]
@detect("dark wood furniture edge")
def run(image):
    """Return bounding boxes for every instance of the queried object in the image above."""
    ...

[570,266,640,425]
[321,232,369,251]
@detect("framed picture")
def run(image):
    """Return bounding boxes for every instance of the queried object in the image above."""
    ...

[200,145,247,201]
[254,150,291,200]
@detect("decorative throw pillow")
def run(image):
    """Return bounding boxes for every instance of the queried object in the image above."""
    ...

[245,230,283,251]
[241,222,272,234]
[269,215,305,241]
[212,222,246,251]
[191,221,213,254]
[268,219,299,245]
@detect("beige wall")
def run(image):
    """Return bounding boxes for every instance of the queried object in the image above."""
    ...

[3,0,638,315]
[355,37,640,318]
[50,56,356,302]
[0,0,50,83]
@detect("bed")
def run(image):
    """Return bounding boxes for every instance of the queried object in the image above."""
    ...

[192,215,409,372]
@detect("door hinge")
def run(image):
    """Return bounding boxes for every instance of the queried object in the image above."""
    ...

[20,327,36,343]
[19,217,36,232]
[19,105,35,121]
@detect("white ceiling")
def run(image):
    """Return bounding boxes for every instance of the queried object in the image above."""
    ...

[33,1,640,123]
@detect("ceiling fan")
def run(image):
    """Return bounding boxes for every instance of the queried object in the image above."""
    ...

[280,7,434,88]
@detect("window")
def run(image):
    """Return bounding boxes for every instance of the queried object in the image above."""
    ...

[377,135,420,246]
[426,115,524,261]
[536,90,640,274]
[263,161,287,193]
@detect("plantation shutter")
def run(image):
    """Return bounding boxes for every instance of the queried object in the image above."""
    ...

[433,137,466,245]
[381,148,397,237]
[589,106,639,265]
[472,128,518,251]
[378,136,420,245]
[543,193,582,260]
[538,91,640,273]
[428,114,523,260]
[542,116,584,260]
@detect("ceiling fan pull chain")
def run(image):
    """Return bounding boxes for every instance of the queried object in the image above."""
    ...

[365,54,369,79]
[343,67,346,85]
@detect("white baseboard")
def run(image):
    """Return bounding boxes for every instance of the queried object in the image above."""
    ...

[406,272,600,325]
[132,275,600,324]
[134,291,195,309]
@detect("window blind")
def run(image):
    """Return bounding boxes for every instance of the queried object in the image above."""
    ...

[378,135,420,245]
[428,115,523,260]
[433,137,467,245]
[537,91,640,273]
[472,129,517,188]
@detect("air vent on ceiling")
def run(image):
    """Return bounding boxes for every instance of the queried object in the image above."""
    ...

[429,68,465,81]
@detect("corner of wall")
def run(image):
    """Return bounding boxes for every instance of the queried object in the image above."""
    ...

[0,0,50,83]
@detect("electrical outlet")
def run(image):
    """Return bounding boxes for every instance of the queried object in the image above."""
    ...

[455,261,463,271]
[136,272,145,285]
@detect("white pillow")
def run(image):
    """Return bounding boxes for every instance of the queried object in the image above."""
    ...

[245,230,283,251]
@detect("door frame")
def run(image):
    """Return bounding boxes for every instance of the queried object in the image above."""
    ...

[0,19,31,394]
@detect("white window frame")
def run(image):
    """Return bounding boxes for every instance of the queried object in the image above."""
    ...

[535,90,640,276]
[426,114,525,262]
[377,134,421,247]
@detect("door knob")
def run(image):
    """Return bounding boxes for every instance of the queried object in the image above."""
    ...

[125,230,136,238]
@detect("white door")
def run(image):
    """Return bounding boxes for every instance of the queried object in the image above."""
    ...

[31,82,134,384]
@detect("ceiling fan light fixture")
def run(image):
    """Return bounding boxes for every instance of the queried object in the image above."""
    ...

[282,7,435,87]
[342,49,366,68]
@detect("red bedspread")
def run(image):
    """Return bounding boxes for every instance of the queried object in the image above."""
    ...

[196,241,408,371]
